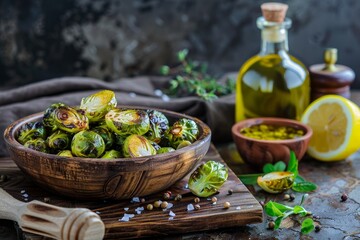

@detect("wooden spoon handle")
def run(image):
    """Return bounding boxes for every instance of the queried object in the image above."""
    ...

[0,188,105,240]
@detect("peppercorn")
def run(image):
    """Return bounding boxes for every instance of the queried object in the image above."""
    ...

[147,204,153,211]
[43,197,50,203]
[174,194,182,201]
[228,189,233,195]
[289,193,295,201]
[163,192,171,200]
[223,202,231,209]
[211,197,217,203]
[0,174,8,182]
[268,221,275,230]
[154,200,162,208]
[194,204,201,210]
[140,198,146,203]
[194,197,200,203]
[315,225,321,232]
[341,193,348,202]
[283,193,290,201]
[161,201,168,209]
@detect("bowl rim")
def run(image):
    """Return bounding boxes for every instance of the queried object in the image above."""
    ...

[231,117,313,144]
[4,105,212,164]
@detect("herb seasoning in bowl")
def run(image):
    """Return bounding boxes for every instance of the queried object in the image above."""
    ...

[231,118,312,169]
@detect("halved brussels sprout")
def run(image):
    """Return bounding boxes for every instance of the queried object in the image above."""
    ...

[188,161,228,197]
[43,103,89,133]
[157,147,175,154]
[71,130,105,158]
[122,135,156,158]
[92,124,114,150]
[80,90,117,122]
[145,110,169,143]
[17,121,46,145]
[101,150,122,159]
[57,150,73,157]
[46,130,71,150]
[24,138,48,153]
[166,118,199,148]
[176,140,192,149]
[105,109,150,136]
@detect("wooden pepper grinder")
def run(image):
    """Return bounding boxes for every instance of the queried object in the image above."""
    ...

[309,48,355,101]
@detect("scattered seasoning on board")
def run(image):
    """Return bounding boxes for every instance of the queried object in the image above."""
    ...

[223,202,231,209]
[154,200,162,208]
[315,225,321,232]
[147,204,153,211]
[268,221,275,230]
[194,204,201,210]
[161,201,169,209]
[228,189,233,195]
[341,193,348,202]
[194,197,200,203]
[240,124,305,140]
[283,193,290,201]
[289,194,295,201]
[211,197,217,203]
[43,197,50,203]
[175,194,182,201]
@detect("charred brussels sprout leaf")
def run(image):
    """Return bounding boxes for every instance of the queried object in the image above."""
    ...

[17,121,46,145]
[46,130,71,151]
[145,110,169,143]
[105,109,150,136]
[71,130,105,158]
[80,90,117,122]
[24,138,48,153]
[123,135,157,158]
[92,124,114,150]
[157,147,175,154]
[188,160,228,197]
[43,103,89,133]
[167,118,199,148]
[101,150,122,159]
[57,150,73,157]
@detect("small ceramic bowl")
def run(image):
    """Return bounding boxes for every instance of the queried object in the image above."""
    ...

[4,106,211,200]
[231,117,312,169]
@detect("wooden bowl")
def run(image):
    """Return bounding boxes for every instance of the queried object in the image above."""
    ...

[4,107,211,200]
[231,118,312,169]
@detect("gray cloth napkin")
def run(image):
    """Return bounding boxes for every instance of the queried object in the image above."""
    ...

[0,76,235,157]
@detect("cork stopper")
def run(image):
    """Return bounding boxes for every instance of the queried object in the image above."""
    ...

[261,2,288,23]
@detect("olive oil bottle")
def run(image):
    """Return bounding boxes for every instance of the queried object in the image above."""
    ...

[235,3,310,121]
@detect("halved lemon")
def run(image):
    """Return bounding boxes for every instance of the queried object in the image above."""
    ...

[301,95,360,161]
[257,172,295,194]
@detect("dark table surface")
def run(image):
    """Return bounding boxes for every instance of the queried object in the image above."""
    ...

[1,91,360,240]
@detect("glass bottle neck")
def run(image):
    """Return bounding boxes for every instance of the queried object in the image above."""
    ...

[257,17,291,55]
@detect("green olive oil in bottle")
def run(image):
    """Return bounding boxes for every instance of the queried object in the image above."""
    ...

[235,3,310,121]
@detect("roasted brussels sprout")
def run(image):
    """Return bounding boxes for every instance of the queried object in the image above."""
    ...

[71,130,105,158]
[101,150,122,159]
[166,118,199,148]
[157,147,175,154]
[57,150,73,157]
[145,110,169,143]
[46,130,71,150]
[24,138,48,153]
[80,90,117,122]
[43,103,89,133]
[92,124,114,150]
[123,135,157,158]
[105,109,150,136]
[188,161,228,197]
[176,140,192,149]
[17,121,46,145]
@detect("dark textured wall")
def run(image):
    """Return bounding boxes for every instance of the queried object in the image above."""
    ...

[1,0,360,88]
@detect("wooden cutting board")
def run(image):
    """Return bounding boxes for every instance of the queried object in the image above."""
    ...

[0,144,263,239]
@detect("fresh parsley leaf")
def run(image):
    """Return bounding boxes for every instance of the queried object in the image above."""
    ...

[263,161,286,173]
[292,182,317,192]
[293,205,307,216]
[301,218,315,234]
[264,201,292,217]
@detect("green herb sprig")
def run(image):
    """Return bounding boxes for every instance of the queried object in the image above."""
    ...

[160,49,235,101]
[264,194,315,234]
[238,151,317,192]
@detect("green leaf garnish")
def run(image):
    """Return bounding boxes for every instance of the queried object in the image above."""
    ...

[287,151,298,178]
[238,173,263,185]
[292,182,317,192]
[301,218,315,234]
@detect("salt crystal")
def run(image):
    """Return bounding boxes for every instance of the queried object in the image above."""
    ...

[236,206,241,210]
[161,95,170,102]
[131,197,140,203]
[95,211,101,214]
[162,203,173,211]
[168,217,174,220]
[154,89,163,96]
[135,206,144,214]
[169,211,176,217]
[207,198,211,201]
[119,216,130,222]
[124,207,129,211]
[24,198,28,201]
[22,193,29,198]
[187,204,195,211]
[184,184,189,189]
[129,92,137,98]
[21,190,26,194]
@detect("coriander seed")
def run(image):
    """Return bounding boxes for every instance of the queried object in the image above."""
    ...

[147,204,153,211]
[341,193,348,202]
[194,197,200,203]
[283,193,290,201]
[223,202,231,209]
[140,198,146,203]
[154,200,162,208]
[211,197,217,203]
[161,201,168,209]
[268,221,275,230]
[174,194,182,201]
[194,204,201,210]
[163,192,171,200]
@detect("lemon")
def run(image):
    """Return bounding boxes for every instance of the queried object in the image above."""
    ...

[301,95,360,161]
[257,172,295,194]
